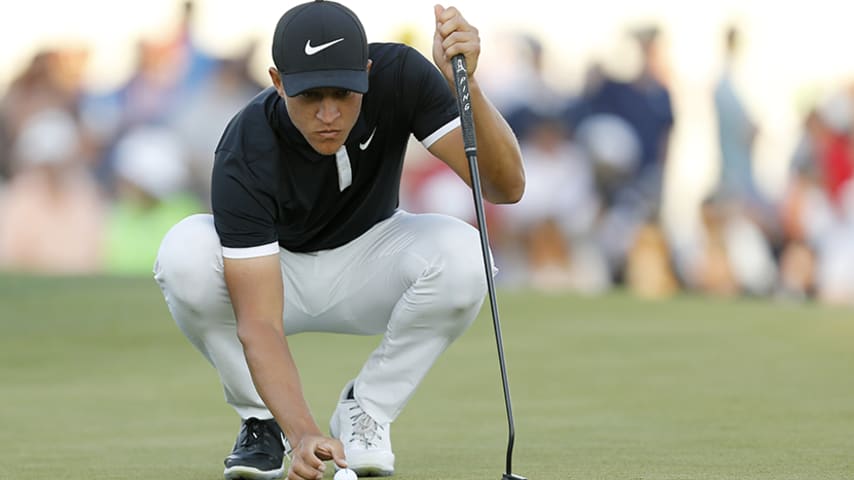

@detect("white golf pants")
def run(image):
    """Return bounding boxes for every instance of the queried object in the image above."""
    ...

[153,210,488,425]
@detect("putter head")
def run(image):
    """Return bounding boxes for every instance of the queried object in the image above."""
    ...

[502,474,527,480]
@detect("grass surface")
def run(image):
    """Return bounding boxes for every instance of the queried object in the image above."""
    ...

[1,274,853,479]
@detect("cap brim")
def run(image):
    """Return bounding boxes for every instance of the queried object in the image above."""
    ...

[282,70,369,96]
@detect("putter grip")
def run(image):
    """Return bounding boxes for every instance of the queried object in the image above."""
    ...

[452,54,477,154]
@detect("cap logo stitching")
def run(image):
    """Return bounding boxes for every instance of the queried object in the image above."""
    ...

[304,38,345,55]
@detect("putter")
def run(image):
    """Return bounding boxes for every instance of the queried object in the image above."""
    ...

[452,54,527,480]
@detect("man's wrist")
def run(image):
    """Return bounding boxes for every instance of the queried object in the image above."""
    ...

[284,421,324,446]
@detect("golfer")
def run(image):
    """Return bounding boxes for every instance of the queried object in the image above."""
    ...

[154,2,524,479]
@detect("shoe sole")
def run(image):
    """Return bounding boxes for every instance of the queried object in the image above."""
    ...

[350,465,395,477]
[340,449,395,477]
[223,465,285,480]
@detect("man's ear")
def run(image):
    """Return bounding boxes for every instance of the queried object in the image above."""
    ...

[269,67,286,97]
[366,59,372,73]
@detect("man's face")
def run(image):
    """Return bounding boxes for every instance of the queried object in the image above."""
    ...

[283,87,363,155]
[269,67,364,156]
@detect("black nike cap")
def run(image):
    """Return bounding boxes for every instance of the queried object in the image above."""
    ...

[272,0,369,97]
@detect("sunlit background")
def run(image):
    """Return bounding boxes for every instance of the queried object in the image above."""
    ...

[4,0,854,193]
[2,0,854,303]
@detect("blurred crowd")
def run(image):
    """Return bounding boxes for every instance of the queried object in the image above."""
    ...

[400,25,854,307]
[0,2,261,276]
[1,5,853,307]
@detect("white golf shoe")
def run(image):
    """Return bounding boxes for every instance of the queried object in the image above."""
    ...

[329,380,395,477]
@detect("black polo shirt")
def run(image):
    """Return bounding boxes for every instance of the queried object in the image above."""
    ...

[211,43,460,257]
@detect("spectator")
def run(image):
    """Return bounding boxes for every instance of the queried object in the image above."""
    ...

[103,125,203,276]
[813,181,854,305]
[686,193,778,297]
[713,25,769,223]
[0,109,105,273]
[498,113,607,292]
[498,34,569,140]
[814,89,854,206]
[574,112,646,284]
[777,87,854,302]
[80,0,217,193]
[0,47,91,181]
[170,45,264,207]
[576,25,674,220]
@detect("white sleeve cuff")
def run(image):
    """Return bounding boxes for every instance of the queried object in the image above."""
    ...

[222,241,280,259]
[421,117,461,149]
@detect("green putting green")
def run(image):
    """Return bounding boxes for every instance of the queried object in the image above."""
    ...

[2,275,852,479]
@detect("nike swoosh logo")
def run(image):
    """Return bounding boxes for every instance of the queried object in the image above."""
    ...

[359,127,377,150]
[305,38,344,55]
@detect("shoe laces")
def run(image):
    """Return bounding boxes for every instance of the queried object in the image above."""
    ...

[239,418,281,451]
[348,405,384,448]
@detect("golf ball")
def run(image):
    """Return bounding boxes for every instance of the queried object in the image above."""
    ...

[334,468,358,480]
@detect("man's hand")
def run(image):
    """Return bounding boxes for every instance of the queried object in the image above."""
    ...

[432,4,480,82]
[287,434,347,480]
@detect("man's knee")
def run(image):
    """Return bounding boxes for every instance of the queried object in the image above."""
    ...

[154,214,224,309]
[428,220,489,310]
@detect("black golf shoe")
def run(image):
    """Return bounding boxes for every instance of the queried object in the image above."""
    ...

[223,417,288,480]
